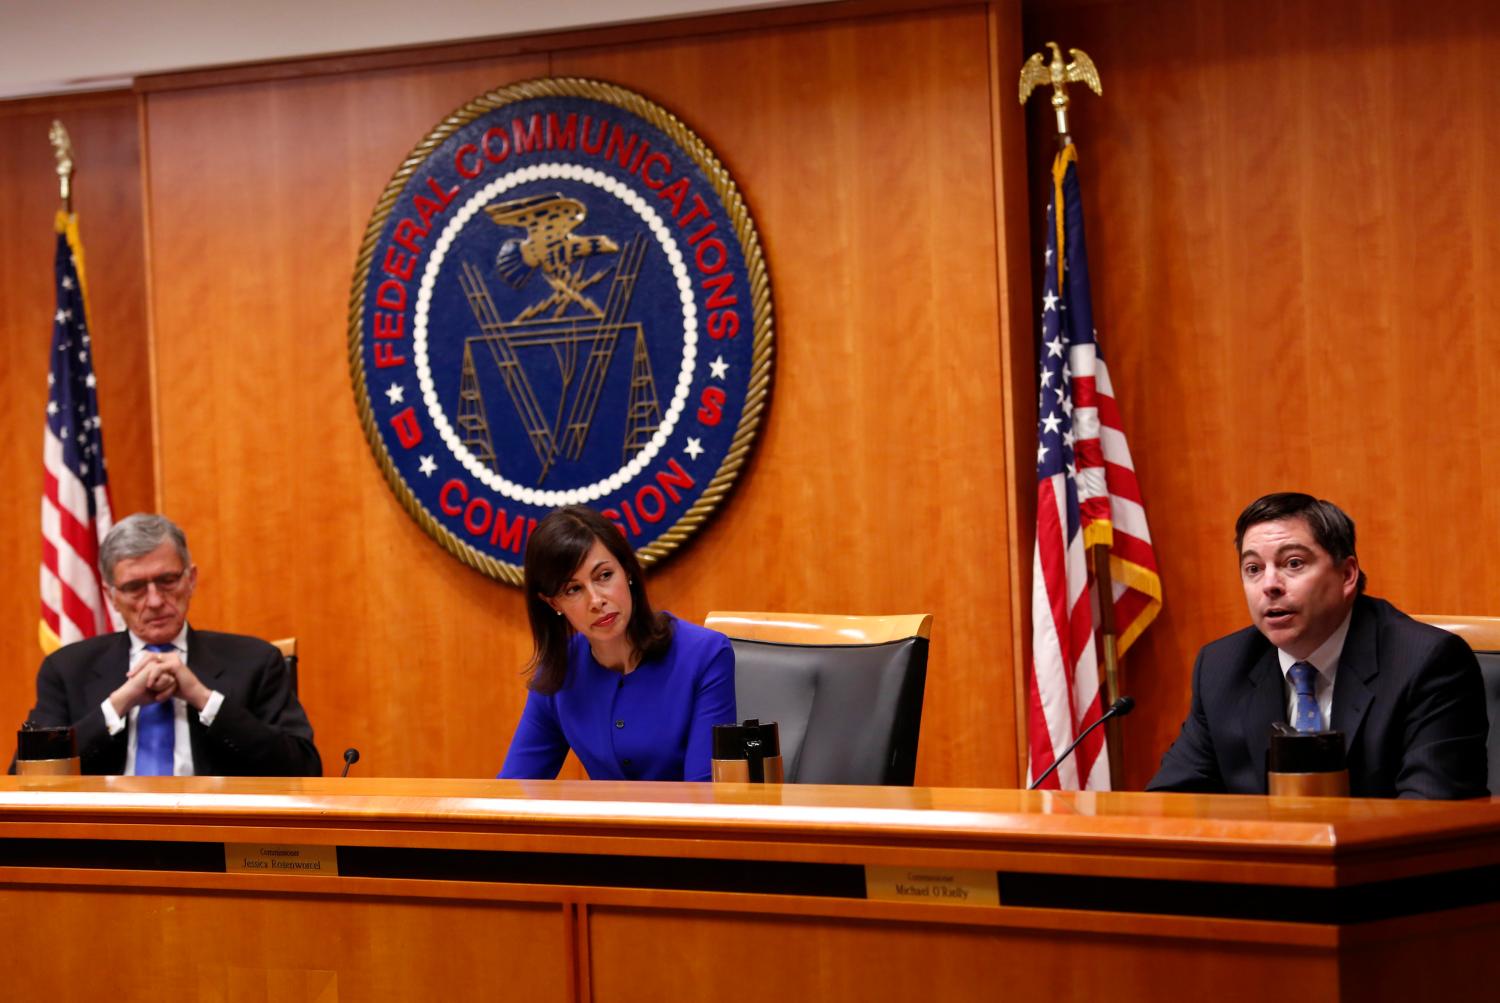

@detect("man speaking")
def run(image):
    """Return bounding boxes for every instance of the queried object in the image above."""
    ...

[1149,493,1487,798]
[19,513,321,776]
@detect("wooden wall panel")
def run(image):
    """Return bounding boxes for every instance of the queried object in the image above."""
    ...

[554,6,1016,786]
[987,0,1041,778]
[0,92,152,744]
[6,0,1491,797]
[1021,0,1500,788]
[141,5,1018,783]
[143,56,550,780]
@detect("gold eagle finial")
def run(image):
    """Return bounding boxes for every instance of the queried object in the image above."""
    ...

[1019,42,1102,137]
[49,119,75,210]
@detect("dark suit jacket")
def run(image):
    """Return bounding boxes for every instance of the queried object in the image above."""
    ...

[1148,595,1488,798]
[18,628,321,777]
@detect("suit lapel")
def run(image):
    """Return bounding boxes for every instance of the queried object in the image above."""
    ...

[184,627,218,773]
[185,627,224,692]
[82,633,133,709]
[1242,645,1285,789]
[1331,599,1377,751]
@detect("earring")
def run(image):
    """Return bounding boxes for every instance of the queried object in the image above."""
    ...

[554,609,562,616]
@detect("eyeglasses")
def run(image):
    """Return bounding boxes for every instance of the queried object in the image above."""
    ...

[111,571,187,599]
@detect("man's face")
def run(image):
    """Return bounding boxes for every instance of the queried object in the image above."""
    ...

[107,541,197,646]
[1239,516,1358,660]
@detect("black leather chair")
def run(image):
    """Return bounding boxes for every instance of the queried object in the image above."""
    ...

[704,612,931,785]
[1414,615,1500,792]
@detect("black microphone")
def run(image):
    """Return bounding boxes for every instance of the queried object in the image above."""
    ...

[1028,696,1135,791]
[341,747,360,778]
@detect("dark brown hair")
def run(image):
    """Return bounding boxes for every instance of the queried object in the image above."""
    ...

[1234,492,1367,594]
[522,505,673,694]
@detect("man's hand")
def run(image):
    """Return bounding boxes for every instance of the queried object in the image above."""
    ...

[149,650,213,712]
[108,652,178,717]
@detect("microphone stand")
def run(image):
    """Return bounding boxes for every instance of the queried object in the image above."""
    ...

[1029,696,1135,791]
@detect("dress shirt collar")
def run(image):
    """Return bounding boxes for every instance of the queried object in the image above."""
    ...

[1276,607,1353,684]
[127,624,190,664]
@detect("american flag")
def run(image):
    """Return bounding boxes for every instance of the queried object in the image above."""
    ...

[1027,145,1161,790]
[40,210,121,652]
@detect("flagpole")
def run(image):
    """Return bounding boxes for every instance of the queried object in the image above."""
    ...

[1091,543,1124,787]
[1021,42,1127,791]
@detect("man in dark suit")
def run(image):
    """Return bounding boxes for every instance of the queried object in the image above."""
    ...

[19,513,320,776]
[1148,493,1487,799]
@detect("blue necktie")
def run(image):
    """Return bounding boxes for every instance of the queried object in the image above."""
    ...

[1288,661,1321,733]
[135,643,176,776]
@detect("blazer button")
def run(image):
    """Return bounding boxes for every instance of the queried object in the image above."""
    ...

[615,719,625,728]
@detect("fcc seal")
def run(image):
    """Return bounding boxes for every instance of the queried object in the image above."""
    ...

[350,78,773,584]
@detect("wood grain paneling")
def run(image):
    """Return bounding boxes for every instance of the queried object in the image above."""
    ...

[0,885,568,1001]
[1021,0,1500,787]
[143,56,551,780]
[0,92,152,744]
[141,6,1021,784]
[8,0,1482,796]
[987,0,1040,780]
[554,6,1017,786]
[588,908,1336,1003]
[7,779,1500,1001]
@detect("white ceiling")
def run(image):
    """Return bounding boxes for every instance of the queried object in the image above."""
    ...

[0,0,821,100]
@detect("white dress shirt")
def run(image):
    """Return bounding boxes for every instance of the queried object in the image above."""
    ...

[1276,609,1354,732]
[98,625,225,776]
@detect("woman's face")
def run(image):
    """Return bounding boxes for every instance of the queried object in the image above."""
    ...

[544,536,634,652]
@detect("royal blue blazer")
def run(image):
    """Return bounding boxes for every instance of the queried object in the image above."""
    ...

[499,616,736,781]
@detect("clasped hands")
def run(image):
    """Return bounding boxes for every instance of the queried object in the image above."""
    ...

[109,649,211,717]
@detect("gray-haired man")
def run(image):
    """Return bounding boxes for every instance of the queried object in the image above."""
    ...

[18,513,320,776]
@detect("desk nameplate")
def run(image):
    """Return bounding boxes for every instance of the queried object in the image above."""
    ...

[865,865,999,907]
[225,843,338,876]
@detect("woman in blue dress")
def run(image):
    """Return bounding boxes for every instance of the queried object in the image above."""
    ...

[498,505,736,781]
